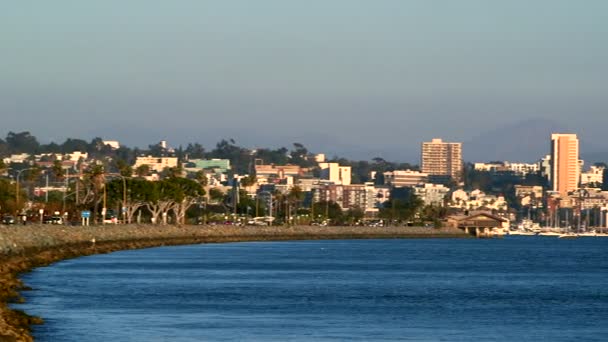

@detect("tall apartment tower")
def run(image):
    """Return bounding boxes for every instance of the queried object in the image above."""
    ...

[421,138,463,183]
[551,133,579,194]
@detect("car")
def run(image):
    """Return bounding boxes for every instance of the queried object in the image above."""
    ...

[2,215,15,225]
[103,216,118,224]
[43,216,63,225]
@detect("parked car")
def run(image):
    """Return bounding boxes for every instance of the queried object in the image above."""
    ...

[103,215,118,224]
[42,216,63,225]
[2,215,15,225]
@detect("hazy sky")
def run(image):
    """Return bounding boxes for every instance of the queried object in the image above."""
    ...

[2,1,607,161]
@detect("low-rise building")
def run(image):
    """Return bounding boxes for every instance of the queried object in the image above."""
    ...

[186,159,231,173]
[319,162,351,185]
[413,183,450,206]
[581,165,604,186]
[383,170,428,187]
[133,156,179,173]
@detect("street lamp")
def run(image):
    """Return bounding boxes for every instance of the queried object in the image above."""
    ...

[15,167,37,214]
[258,191,273,225]
[103,173,128,224]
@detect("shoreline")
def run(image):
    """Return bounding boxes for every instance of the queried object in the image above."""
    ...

[0,224,469,341]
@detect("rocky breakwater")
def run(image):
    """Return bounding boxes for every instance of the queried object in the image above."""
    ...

[0,224,468,341]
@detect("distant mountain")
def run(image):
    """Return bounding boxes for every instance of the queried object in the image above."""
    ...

[464,118,571,163]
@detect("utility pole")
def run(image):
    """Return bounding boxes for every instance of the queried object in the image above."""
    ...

[45,172,49,203]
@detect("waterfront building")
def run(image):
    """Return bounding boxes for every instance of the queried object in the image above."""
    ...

[550,133,579,195]
[421,138,462,183]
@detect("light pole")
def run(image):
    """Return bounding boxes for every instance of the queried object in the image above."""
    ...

[15,167,37,214]
[103,173,128,224]
[258,191,273,225]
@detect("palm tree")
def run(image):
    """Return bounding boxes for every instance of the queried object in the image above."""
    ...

[81,164,105,222]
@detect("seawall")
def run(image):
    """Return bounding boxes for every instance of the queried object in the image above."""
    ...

[0,224,468,341]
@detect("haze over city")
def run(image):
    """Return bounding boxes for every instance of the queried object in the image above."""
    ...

[2,1,607,162]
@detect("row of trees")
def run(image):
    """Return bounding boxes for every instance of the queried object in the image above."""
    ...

[0,161,442,226]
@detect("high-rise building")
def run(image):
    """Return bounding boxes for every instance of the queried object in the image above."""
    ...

[550,133,579,195]
[421,138,462,183]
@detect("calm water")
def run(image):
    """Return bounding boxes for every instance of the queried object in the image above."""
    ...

[15,237,608,341]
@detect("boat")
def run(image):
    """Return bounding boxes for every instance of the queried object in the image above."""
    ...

[508,230,537,236]
[538,231,562,237]
[558,232,578,239]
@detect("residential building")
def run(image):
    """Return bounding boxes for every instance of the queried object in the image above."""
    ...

[421,138,462,183]
[65,151,88,162]
[319,162,351,185]
[580,165,604,187]
[255,164,304,178]
[314,154,326,163]
[508,163,540,176]
[550,133,579,195]
[514,185,544,199]
[186,159,231,173]
[473,162,504,172]
[383,170,428,187]
[474,161,539,176]
[5,153,31,164]
[451,189,469,203]
[133,156,179,173]
[413,183,450,206]
[311,182,382,214]
[539,154,552,181]
[102,140,120,150]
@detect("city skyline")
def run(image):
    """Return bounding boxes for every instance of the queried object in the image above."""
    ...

[2,1,607,162]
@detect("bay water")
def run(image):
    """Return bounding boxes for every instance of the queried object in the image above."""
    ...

[16,237,608,341]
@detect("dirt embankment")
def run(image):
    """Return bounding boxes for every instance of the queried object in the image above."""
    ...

[0,224,468,341]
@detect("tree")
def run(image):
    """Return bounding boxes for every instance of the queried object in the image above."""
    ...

[114,159,133,177]
[144,180,174,224]
[254,147,289,165]
[185,143,205,159]
[379,188,424,224]
[208,139,251,175]
[6,131,40,153]
[81,164,106,222]
[51,160,65,180]
[60,138,89,153]
[345,206,365,225]
[289,143,314,167]
[120,178,152,224]
[312,200,342,224]
[240,175,257,188]
[135,164,150,178]
[165,177,204,225]
[0,178,18,214]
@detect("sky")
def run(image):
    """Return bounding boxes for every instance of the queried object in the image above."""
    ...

[1,1,607,162]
